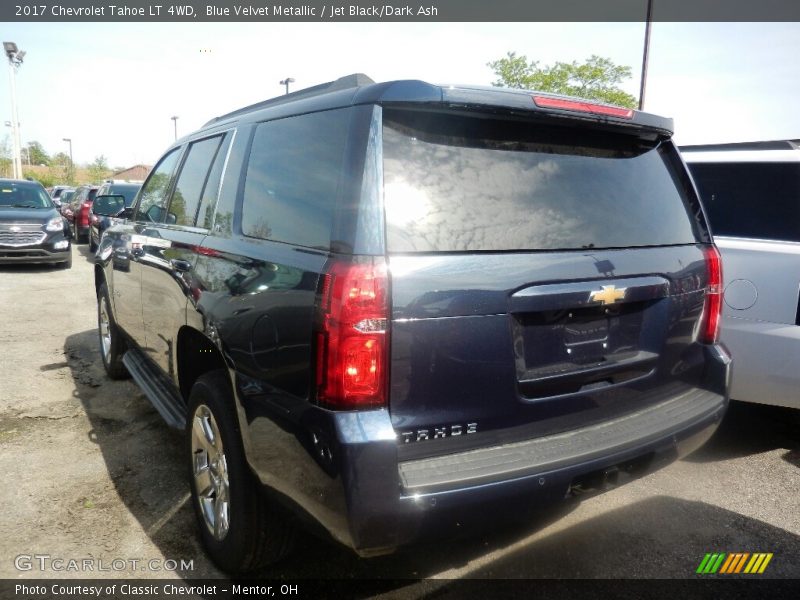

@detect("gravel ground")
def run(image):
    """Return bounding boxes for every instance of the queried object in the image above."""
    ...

[1,244,798,592]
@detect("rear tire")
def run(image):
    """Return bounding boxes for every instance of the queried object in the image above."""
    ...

[97,282,129,379]
[187,371,294,573]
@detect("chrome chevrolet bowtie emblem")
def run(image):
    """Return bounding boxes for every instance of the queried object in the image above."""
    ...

[590,285,627,305]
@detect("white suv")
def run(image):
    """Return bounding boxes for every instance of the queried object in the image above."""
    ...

[683,140,800,410]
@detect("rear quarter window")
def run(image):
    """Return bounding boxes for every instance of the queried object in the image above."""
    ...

[688,162,800,243]
[241,108,351,250]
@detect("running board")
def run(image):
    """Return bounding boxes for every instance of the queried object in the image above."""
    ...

[122,349,186,429]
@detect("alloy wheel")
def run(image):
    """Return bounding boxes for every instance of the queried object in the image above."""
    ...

[191,404,231,540]
[98,296,112,360]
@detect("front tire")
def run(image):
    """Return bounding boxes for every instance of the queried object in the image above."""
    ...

[58,250,72,269]
[97,282,129,379]
[187,371,294,573]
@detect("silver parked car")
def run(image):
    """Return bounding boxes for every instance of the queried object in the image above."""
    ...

[682,140,800,410]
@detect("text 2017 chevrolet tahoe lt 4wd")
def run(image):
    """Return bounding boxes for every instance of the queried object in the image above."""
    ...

[95,74,731,573]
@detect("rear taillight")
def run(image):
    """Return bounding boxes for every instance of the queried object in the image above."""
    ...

[700,246,723,344]
[316,258,389,410]
[532,95,634,119]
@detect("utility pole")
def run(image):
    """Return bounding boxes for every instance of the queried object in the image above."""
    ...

[639,0,654,111]
[3,41,25,179]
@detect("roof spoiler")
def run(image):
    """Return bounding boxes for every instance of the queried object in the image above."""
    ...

[203,73,375,127]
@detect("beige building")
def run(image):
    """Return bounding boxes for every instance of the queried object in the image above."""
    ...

[111,164,151,181]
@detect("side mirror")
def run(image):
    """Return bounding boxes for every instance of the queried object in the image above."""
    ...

[92,194,127,217]
[121,207,134,220]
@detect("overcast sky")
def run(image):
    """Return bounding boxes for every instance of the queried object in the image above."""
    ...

[2,21,798,168]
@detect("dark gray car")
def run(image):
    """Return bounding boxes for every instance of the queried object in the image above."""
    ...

[0,179,72,268]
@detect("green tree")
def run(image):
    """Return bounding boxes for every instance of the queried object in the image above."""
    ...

[26,141,50,166]
[49,151,75,185]
[88,154,111,183]
[23,168,56,188]
[488,53,637,109]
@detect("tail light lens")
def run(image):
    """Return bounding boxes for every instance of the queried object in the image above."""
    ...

[316,258,389,410]
[700,246,723,344]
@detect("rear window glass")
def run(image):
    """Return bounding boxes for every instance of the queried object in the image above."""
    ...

[382,110,699,252]
[688,162,800,243]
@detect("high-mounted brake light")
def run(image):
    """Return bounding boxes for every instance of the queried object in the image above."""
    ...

[700,246,723,344]
[532,95,634,119]
[316,258,389,410]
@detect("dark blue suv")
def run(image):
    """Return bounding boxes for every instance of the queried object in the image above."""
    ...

[95,75,731,572]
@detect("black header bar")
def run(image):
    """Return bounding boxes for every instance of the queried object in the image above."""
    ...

[4,0,800,22]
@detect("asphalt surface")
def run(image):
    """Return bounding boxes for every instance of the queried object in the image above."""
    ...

[0,244,798,597]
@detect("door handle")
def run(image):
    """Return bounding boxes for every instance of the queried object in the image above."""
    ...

[170,258,193,273]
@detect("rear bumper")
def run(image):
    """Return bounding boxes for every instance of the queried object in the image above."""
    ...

[241,345,730,556]
[721,315,800,409]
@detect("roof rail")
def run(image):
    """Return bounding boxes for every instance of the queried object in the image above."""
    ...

[202,73,375,127]
[681,140,800,152]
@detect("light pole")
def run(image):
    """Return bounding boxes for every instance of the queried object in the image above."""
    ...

[171,115,179,141]
[62,137,73,182]
[280,77,295,95]
[2,121,10,177]
[62,138,73,166]
[639,0,654,110]
[3,41,25,180]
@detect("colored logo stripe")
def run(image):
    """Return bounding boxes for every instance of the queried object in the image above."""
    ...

[697,552,773,574]
[696,553,726,574]
[720,553,748,573]
[744,553,773,574]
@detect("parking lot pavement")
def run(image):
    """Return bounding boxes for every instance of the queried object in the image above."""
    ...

[1,245,798,587]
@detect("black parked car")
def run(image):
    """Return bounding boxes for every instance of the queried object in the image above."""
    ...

[95,75,731,573]
[0,178,71,268]
[48,185,73,211]
[88,182,142,252]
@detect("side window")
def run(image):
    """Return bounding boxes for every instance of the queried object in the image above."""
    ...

[135,148,181,223]
[198,134,232,230]
[242,108,351,249]
[169,134,226,227]
[690,162,800,243]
